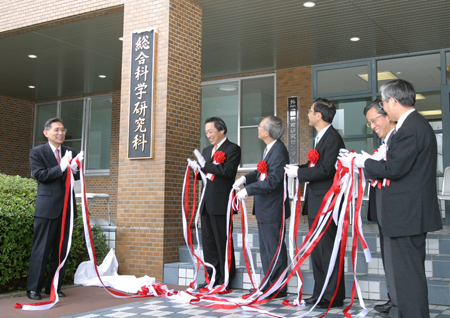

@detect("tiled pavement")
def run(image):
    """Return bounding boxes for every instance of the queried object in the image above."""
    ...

[62,289,450,318]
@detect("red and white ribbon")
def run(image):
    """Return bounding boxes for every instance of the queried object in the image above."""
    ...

[15,158,80,310]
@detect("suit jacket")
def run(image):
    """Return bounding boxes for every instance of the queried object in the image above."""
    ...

[365,110,442,237]
[200,139,241,215]
[245,139,290,223]
[297,125,344,218]
[30,143,79,220]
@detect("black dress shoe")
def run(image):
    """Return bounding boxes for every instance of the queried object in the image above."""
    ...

[317,299,344,308]
[45,290,65,297]
[272,291,287,299]
[374,300,391,313]
[26,290,41,300]
[304,295,318,304]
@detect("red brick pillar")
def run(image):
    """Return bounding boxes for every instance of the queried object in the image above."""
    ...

[116,0,202,280]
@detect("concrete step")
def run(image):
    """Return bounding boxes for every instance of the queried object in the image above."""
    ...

[178,228,450,279]
[166,224,450,305]
[163,262,450,305]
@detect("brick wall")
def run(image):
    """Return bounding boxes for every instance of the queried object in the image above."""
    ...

[276,67,313,163]
[0,95,34,178]
[116,0,202,279]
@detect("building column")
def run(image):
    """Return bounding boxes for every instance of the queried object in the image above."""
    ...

[116,0,202,280]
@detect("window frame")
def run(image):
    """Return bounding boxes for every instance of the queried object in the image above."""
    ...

[201,73,277,171]
[33,94,112,176]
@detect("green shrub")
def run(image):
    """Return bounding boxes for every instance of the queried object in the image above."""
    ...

[0,173,109,292]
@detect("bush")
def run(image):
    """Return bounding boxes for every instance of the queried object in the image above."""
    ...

[0,173,109,292]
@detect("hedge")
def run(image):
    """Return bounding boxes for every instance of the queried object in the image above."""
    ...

[0,173,109,292]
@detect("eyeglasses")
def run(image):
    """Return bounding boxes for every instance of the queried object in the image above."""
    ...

[366,115,383,128]
[378,101,384,109]
[50,128,67,134]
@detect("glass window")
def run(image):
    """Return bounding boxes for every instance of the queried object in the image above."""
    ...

[60,99,83,152]
[241,76,274,126]
[416,91,441,121]
[200,82,239,150]
[201,75,275,168]
[317,65,369,95]
[34,95,112,174]
[333,98,375,153]
[240,127,264,168]
[34,102,57,145]
[86,97,112,171]
[447,52,450,85]
[377,54,440,90]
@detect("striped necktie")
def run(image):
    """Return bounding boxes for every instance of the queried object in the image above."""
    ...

[56,148,61,164]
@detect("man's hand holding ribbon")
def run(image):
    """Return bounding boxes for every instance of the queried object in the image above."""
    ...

[193,149,206,168]
[60,150,72,172]
[236,188,247,200]
[232,176,246,190]
[284,164,298,178]
[69,151,84,171]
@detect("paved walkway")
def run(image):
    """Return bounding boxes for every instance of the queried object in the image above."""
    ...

[2,285,450,318]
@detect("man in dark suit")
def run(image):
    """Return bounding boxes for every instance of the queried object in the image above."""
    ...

[363,99,396,315]
[285,98,345,308]
[27,117,82,300]
[354,79,443,318]
[233,116,290,298]
[192,117,241,290]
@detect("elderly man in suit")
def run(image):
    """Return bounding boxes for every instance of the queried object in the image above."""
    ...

[233,116,290,298]
[363,99,396,315]
[285,98,345,308]
[354,79,443,318]
[27,117,82,300]
[192,117,241,290]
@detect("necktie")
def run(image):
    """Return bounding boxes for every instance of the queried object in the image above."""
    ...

[211,145,217,158]
[314,135,320,148]
[263,147,268,159]
[56,148,61,164]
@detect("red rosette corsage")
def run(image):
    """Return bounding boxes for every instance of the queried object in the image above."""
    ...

[257,160,267,174]
[307,149,319,165]
[213,150,226,164]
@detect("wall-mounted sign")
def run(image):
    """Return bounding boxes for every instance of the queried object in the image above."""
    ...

[128,29,156,159]
[287,96,299,164]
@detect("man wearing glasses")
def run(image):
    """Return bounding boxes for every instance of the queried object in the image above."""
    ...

[26,117,83,300]
[353,80,442,317]
[363,99,396,315]
[285,98,345,308]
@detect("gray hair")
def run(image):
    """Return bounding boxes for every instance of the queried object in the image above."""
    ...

[380,79,416,107]
[263,116,285,140]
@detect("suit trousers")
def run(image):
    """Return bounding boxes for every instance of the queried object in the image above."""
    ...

[27,213,71,292]
[375,188,391,302]
[201,212,235,286]
[384,233,429,318]
[308,217,345,302]
[257,221,288,293]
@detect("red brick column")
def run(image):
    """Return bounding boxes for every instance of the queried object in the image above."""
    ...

[116,0,202,280]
